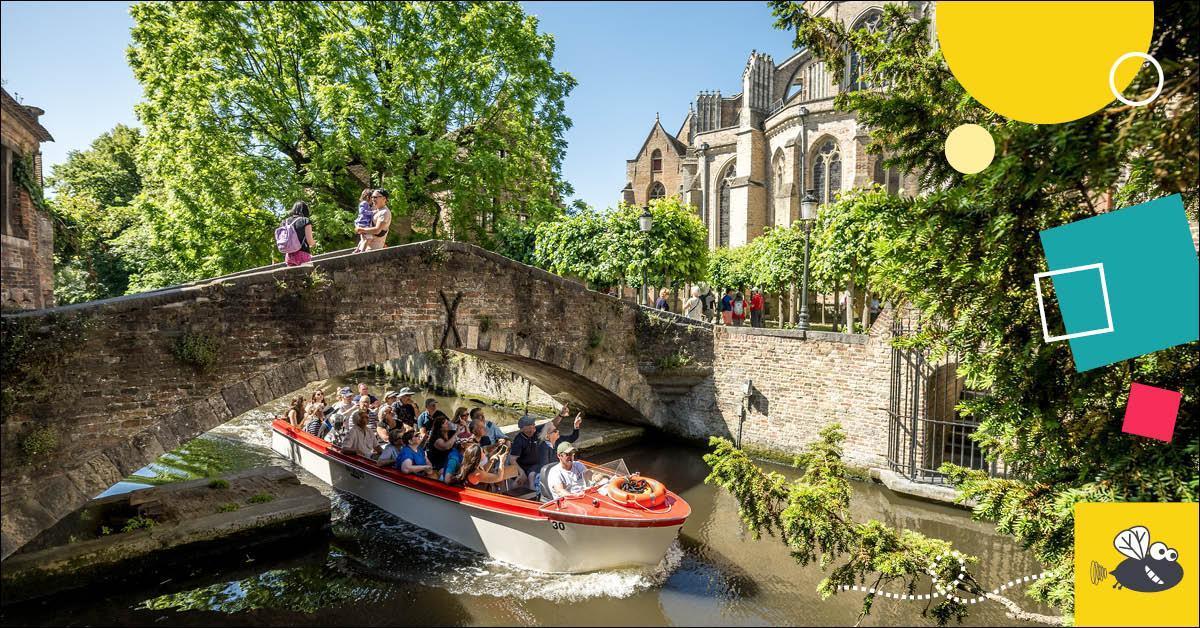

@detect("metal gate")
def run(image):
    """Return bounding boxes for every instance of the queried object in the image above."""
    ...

[886,319,1008,483]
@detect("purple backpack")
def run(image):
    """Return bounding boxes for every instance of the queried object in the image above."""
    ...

[275,217,302,254]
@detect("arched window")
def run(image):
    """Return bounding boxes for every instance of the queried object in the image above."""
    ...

[811,138,841,204]
[873,157,901,195]
[718,162,735,247]
[848,10,883,91]
[650,149,662,173]
[648,181,666,201]
[773,150,786,190]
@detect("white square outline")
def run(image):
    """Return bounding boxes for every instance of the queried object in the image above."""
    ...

[1034,262,1114,343]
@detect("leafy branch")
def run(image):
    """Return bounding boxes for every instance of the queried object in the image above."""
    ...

[704,426,1062,626]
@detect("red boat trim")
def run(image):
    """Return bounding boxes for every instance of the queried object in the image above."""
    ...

[272,420,689,528]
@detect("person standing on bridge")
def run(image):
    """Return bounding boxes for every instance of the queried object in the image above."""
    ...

[356,189,392,251]
[281,201,316,266]
[655,288,671,312]
[749,287,765,328]
[684,285,704,320]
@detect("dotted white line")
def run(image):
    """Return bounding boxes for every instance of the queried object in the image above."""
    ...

[837,552,1049,604]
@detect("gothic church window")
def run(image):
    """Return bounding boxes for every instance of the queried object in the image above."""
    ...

[811,138,841,204]
[649,181,666,201]
[848,9,883,91]
[718,162,735,247]
[651,149,662,173]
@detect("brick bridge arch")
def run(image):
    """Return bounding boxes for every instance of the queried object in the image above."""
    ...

[0,241,713,558]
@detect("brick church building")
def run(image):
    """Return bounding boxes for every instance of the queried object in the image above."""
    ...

[623,1,932,251]
[1,87,54,310]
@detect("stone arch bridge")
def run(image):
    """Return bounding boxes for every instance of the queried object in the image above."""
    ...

[0,241,713,558]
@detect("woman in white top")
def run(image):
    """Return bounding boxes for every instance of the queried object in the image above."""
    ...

[683,285,704,320]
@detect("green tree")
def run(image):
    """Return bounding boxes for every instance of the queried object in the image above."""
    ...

[127,1,575,286]
[533,197,708,292]
[703,2,1198,624]
[47,124,144,302]
[706,246,749,293]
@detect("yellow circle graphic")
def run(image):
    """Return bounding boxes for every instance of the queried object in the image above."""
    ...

[944,124,995,174]
[937,2,1154,124]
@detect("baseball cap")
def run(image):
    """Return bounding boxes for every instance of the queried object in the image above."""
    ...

[517,415,536,429]
[556,441,577,455]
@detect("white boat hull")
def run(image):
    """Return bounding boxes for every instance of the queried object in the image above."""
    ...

[272,430,683,573]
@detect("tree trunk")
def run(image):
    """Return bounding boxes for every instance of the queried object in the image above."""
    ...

[845,278,855,333]
[777,292,784,328]
[860,287,871,332]
[788,281,796,326]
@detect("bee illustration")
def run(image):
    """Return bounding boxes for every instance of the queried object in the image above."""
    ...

[1090,526,1184,592]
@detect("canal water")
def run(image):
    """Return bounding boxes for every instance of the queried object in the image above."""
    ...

[5,372,1050,626]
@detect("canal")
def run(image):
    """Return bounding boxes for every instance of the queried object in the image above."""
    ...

[2,371,1049,626]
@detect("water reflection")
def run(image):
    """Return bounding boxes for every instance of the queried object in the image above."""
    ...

[6,370,1053,626]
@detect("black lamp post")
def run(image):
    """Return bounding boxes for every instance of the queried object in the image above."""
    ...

[798,191,818,331]
[639,205,653,305]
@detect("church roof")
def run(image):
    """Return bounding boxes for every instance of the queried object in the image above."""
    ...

[632,115,688,161]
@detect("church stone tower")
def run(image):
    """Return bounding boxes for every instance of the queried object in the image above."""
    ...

[729,51,773,246]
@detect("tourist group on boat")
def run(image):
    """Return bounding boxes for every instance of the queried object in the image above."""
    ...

[282,384,589,501]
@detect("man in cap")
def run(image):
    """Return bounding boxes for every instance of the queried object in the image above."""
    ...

[546,441,588,500]
[325,386,357,435]
[509,415,543,488]
[392,387,419,428]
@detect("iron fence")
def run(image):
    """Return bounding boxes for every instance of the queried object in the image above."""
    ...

[886,319,1010,484]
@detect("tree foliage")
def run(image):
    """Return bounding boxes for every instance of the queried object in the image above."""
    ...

[532,197,708,290]
[705,426,1062,626]
[809,187,896,294]
[47,124,145,302]
[125,0,575,286]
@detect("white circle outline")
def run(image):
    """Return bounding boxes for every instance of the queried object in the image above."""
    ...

[1109,52,1163,107]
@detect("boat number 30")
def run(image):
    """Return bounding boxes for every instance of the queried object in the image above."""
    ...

[550,521,566,531]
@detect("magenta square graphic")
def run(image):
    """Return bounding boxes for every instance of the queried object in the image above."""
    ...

[1122,383,1182,442]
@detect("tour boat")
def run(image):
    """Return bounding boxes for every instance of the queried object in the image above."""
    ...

[270,420,691,573]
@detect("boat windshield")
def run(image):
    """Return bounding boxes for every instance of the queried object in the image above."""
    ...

[587,458,630,483]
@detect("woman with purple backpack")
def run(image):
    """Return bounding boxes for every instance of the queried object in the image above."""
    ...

[277,201,316,266]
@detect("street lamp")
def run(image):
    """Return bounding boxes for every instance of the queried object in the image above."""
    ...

[639,204,653,305]
[798,191,818,331]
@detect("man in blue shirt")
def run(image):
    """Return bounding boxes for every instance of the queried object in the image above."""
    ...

[470,407,507,445]
[416,398,438,432]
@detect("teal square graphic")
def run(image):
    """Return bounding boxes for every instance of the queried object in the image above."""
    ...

[1039,194,1199,372]
[1048,267,1110,335]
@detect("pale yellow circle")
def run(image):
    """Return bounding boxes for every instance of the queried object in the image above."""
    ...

[944,124,995,174]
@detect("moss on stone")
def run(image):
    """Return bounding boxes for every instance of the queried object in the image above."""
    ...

[170,332,221,373]
[20,425,59,460]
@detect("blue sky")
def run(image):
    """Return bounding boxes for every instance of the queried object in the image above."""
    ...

[1,1,796,209]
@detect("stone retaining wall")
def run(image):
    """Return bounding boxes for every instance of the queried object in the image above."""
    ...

[386,351,558,410]
[668,307,896,469]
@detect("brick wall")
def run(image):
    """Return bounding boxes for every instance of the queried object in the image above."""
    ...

[1,101,55,311]
[667,306,895,469]
[627,121,687,206]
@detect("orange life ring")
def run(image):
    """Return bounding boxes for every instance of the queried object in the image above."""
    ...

[607,474,667,508]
